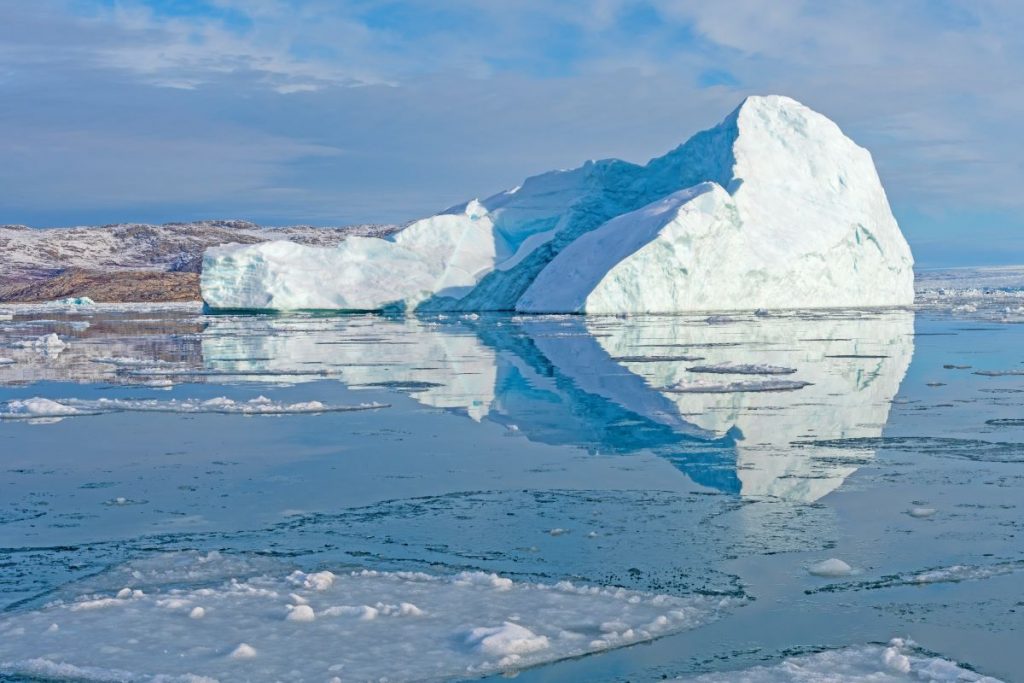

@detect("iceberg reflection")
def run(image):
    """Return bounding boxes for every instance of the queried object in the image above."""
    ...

[200,309,913,502]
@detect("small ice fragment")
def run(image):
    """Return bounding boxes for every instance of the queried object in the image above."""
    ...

[305,571,336,590]
[46,623,59,632]
[399,602,424,617]
[286,604,316,622]
[548,528,568,536]
[116,588,132,599]
[229,643,257,659]
[882,643,912,673]
[808,558,853,577]
[189,607,205,619]
[464,622,550,657]
[908,507,937,518]
[586,531,598,538]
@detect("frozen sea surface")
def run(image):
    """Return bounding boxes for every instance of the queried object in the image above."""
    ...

[0,287,1021,681]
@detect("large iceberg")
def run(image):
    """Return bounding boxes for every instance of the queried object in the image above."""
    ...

[201,96,914,313]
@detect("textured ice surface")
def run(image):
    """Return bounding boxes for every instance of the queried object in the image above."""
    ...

[678,639,1003,682]
[202,96,913,313]
[520,97,913,312]
[0,553,739,682]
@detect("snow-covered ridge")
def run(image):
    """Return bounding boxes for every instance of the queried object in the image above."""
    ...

[202,95,914,313]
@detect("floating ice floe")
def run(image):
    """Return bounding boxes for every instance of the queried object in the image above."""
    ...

[52,296,96,306]
[0,397,88,418]
[0,357,14,365]
[0,396,387,420]
[0,554,741,681]
[677,638,1003,682]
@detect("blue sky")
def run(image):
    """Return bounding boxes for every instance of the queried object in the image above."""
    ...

[2,0,1022,266]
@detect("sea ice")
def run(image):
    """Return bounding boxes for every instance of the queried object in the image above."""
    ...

[0,396,386,420]
[0,554,740,681]
[202,96,913,313]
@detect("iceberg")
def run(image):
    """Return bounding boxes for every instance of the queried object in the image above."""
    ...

[203,95,913,313]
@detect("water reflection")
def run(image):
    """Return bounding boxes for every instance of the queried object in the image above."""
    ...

[1,307,913,501]
[198,310,914,501]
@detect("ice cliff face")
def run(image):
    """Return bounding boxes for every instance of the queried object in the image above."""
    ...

[201,96,914,313]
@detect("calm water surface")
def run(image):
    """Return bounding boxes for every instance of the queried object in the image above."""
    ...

[0,302,1021,681]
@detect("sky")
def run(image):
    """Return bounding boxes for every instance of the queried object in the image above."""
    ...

[1,0,1022,267]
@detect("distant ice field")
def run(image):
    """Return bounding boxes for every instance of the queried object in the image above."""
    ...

[0,279,1021,681]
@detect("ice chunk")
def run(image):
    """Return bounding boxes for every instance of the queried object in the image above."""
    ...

[14,333,66,354]
[0,397,83,418]
[202,96,913,313]
[285,604,315,622]
[229,643,257,659]
[51,296,95,306]
[0,555,740,681]
[808,558,854,577]
[463,622,549,659]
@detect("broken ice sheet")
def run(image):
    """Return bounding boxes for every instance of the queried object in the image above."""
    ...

[0,553,741,682]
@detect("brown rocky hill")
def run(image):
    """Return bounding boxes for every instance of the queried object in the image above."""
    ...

[0,220,398,302]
